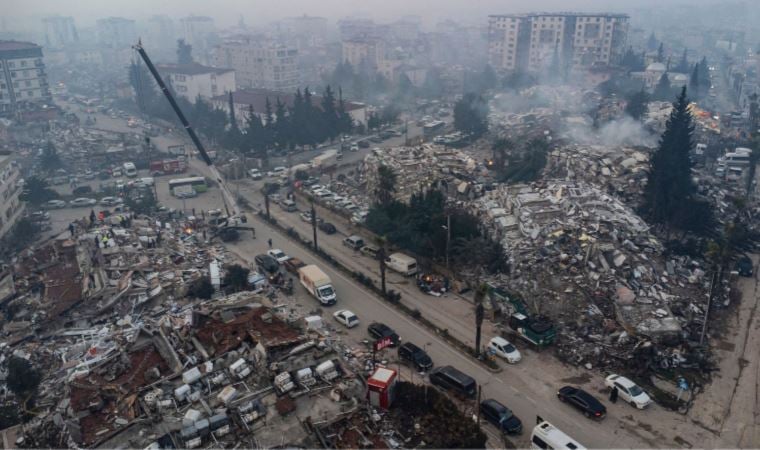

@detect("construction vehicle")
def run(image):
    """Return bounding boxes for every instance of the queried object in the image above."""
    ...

[488,284,556,349]
[133,41,251,236]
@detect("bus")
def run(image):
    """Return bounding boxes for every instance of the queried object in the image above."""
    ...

[169,177,208,194]
[123,162,137,178]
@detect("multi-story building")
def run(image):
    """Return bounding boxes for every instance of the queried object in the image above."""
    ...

[156,63,235,103]
[279,15,329,46]
[0,41,52,116]
[42,16,78,49]
[180,15,215,59]
[212,37,299,92]
[96,17,137,49]
[0,152,24,240]
[487,12,629,73]
[341,38,385,71]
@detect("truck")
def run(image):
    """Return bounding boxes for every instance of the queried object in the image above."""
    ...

[311,149,338,170]
[150,159,187,175]
[506,313,556,349]
[298,265,336,305]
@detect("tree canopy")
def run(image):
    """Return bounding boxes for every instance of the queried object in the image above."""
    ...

[454,93,488,138]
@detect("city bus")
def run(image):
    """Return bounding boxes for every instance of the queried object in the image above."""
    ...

[168,177,208,194]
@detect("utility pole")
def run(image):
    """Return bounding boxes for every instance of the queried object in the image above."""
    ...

[474,284,485,358]
[264,189,270,220]
[476,385,482,427]
[379,238,387,295]
[311,200,318,251]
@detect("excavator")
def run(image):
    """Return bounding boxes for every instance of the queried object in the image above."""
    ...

[132,40,252,240]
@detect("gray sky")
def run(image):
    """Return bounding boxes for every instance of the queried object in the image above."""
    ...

[4,0,697,28]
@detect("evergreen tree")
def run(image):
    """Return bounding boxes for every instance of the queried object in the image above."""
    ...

[656,43,665,63]
[643,87,698,230]
[621,46,644,71]
[647,32,659,51]
[374,165,397,207]
[177,39,193,65]
[128,61,154,113]
[321,85,338,141]
[227,91,237,131]
[453,93,489,137]
[625,89,650,121]
[303,87,322,147]
[689,64,701,98]
[653,73,673,101]
[244,105,265,157]
[676,48,689,73]
[336,87,353,134]
[274,97,290,151]
[40,141,62,172]
[698,57,710,86]
[262,98,275,167]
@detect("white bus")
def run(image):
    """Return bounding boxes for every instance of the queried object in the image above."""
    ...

[530,418,585,450]
[123,162,137,177]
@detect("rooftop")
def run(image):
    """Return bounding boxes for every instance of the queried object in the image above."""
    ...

[156,62,233,76]
[0,40,41,51]
[217,88,365,113]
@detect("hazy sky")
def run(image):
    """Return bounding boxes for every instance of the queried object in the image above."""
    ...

[4,0,704,28]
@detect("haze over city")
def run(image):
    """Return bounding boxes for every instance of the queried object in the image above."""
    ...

[1,1,760,449]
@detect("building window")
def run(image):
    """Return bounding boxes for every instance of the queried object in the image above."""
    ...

[7,62,14,68]
[20,60,26,67]
[25,81,31,87]
[27,91,34,97]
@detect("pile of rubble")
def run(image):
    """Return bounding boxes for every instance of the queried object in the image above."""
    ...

[472,181,713,371]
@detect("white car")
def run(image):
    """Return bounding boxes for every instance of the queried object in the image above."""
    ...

[333,309,359,328]
[605,374,652,409]
[267,249,291,264]
[42,199,66,209]
[248,169,262,180]
[69,197,97,207]
[300,211,313,223]
[487,337,522,363]
[100,196,123,206]
[267,166,287,177]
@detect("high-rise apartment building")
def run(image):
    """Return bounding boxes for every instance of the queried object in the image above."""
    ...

[0,41,52,115]
[212,37,299,92]
[96,17,137,48]
[0,152,24,240]
[180,16,215,53]
[488,13,629,73]
[42,16,78,49]
[341,38,385,71]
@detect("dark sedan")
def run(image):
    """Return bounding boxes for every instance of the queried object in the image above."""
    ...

[480,399,523,434]
[254,254,280,274]
[557,386,606,419]
[367,322,400,346]
[318,222,337,234]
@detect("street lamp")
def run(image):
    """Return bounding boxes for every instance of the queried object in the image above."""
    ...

[441,214,451,269]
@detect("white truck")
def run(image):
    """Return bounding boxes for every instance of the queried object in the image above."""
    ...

[298,264,337,305]
[311,149,338,170]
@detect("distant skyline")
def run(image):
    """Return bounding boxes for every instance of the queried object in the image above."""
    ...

[3,0,726,29]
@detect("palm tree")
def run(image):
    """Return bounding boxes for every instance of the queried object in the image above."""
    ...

[474,284,487,357]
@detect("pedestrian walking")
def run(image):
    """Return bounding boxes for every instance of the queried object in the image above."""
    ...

[268,238,273,248]
[610,386,619,403]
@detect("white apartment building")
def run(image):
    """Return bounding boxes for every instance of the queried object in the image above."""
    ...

[341,38,385,70]
[156,63,235,103]
[488,12,629,73]
[0,41,52,116]
[180,15,215,58]
[42,16,78,49]
[0,153,24,240]
[213,38,299,92]
[96,17,137,49]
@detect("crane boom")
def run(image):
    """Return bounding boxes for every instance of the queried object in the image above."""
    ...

[132,41,241,220]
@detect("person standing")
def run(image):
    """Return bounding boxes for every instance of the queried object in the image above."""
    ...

[268,238,273,248]
[610,386,619,403]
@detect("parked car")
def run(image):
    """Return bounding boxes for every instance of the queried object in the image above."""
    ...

[360,245,380,259]
[100,196,123,206]
[429,366,477,398]
[343,235,365,250]
[357,140,370,148]
[367,322,400,346]
[557,386,606,419]
[318,222,337,234]
[284,257,306,274]
[72,185,93,196]
[69,197,97,207]
[267,166,287,177]
[267,249,291,264]
[42,199,66,209]
[487,337,521,363]
[254,254,280,274]
[480,399,523,435]
[248,169,263,180]
[737,255,753,277]
[604,374,652,409]
[29,211,50,222]
[300,211,313,223]
[397,342,433,371]
[350,144,359,152]
[333,309,359,328]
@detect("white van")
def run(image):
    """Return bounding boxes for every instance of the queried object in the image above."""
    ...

[123,162,137,178]
[386,253,418,276]
[530,418,585,450]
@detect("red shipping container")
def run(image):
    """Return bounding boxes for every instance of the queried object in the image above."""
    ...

[367,367,397,409]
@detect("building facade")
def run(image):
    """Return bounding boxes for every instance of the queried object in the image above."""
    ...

[213,37,299,92]
[341,38,385,71]
[96,17,137,49]
[0,41,52,116]
[42,16,78,49]
[156,63,235,102]
[0,153,24,240]
[488,13,629,73]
